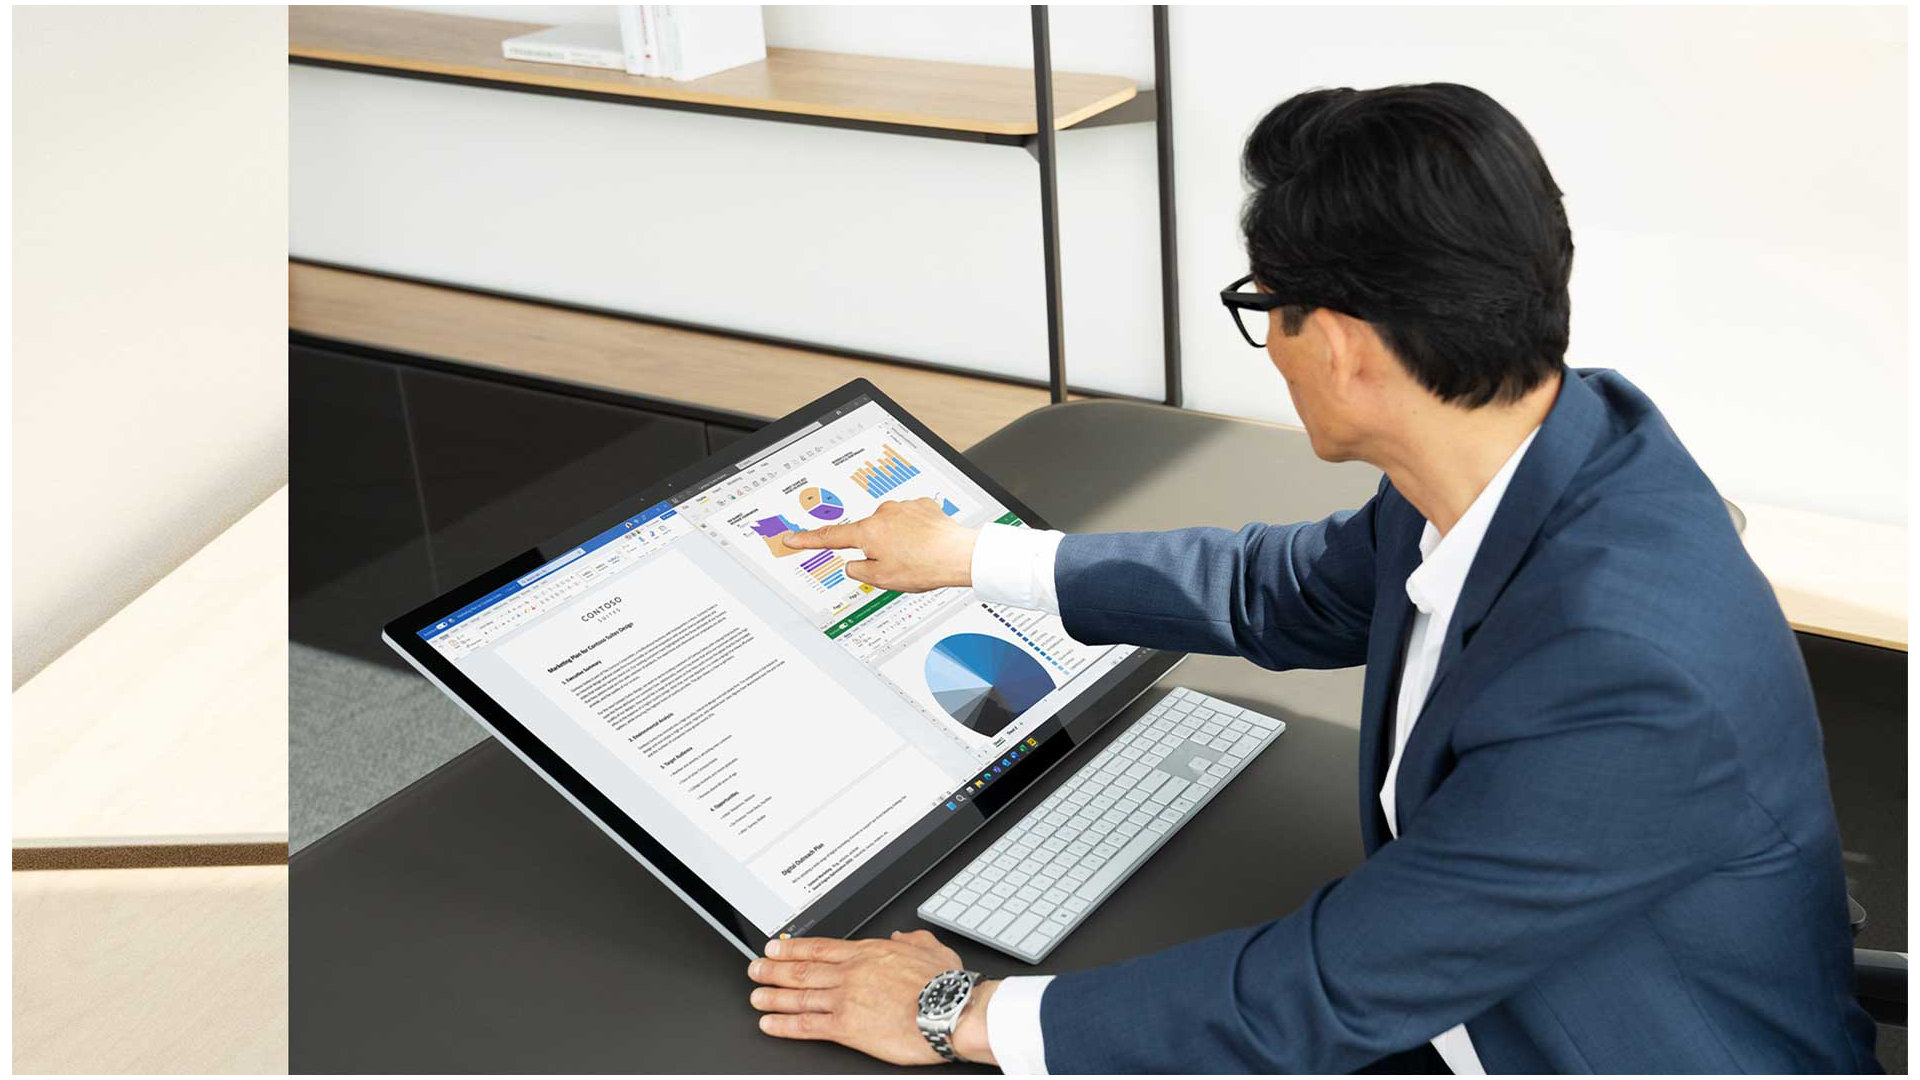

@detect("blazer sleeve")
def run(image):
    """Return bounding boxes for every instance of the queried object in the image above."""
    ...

[1035,627,1750,1074]
[1050,492,1383,671]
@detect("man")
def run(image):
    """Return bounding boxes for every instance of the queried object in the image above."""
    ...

[746,84,1878,1072]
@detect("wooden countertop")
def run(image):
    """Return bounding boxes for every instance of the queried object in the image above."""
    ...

[290,262,1059,450]
[14,865,287,1073]
[290,6,1138,137]
[13,487,289,851]
[1735,500,1906,652]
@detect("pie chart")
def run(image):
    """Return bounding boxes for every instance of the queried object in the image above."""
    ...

[924,633,1055,737]
[799,486,845,521]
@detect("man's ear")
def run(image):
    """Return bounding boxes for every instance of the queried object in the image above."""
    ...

[1311,308,1363,399]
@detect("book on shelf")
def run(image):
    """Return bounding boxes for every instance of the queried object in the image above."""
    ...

[500,23,627,71]
[617,5,766,81]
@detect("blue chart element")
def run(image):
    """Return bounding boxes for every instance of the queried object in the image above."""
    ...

[925,633,1056,737]
[851,444,921,498]
[940,497,959,516]
[799,486,845,521]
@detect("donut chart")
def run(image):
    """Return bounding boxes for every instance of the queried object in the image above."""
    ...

[799,486,845,521]
[924,633,1055,737]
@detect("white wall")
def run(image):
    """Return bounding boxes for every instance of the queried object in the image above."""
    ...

[14,6,290,686]
[1171,6,1907,526]
[291,5,1906,523]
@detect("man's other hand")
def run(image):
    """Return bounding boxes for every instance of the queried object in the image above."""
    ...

[781,498,977,593]
[748,930,998,1066]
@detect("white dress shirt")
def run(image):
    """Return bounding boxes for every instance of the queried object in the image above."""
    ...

[965,426,1537,1075]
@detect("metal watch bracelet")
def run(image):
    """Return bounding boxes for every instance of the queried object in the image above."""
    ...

[916,969,984,1063]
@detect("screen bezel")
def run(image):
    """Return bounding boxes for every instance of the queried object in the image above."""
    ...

[382,378,1181,956]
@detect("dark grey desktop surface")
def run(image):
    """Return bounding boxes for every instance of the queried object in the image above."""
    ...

[290,400,1383,1073]
[289,399,1905,1072]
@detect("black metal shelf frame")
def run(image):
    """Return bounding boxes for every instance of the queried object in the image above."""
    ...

[290,4,1183,409]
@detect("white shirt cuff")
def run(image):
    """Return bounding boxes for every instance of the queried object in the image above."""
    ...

[985,974,1054,1074]
[970,523,1065,615]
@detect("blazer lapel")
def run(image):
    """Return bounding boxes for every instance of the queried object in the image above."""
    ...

[1357,508,1422,854]
[1416,369,1610,730]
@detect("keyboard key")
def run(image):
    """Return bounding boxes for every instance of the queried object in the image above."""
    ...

[1042,887,1069,904]
[1172,798,1196,813]
[1195,774,1220,789]
[1003,911,1044,945]
[1064,896,1092,913]
[982,910,1017,938]
[1136,772,1168,796]
[1149,777,1190,805]
[958,905,990,930]
[937,899,967,921]
[1075,828,1160,900]
[1233,734,1264,757]
[1021,930,1057,955]
[955,888,981,906]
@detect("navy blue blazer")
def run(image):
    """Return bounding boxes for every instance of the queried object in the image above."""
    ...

[1037,369,1877,1073]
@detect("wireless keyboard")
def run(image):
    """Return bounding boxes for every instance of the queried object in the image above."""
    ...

[916,687,1285,963]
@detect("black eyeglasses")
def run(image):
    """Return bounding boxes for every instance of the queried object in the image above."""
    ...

[1219,273,1290,349]
[1219,273,1356,348]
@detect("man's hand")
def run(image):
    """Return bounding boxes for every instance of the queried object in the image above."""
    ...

[781,498,977,593]
[748,930,999,1066]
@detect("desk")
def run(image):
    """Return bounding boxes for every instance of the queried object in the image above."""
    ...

[289,400,1382,1072]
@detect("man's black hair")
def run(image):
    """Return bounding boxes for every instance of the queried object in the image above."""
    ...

[1241,83,1573,407]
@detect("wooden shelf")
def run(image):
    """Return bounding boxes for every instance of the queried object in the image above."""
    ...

[289,6,1139,140]
[290,262,1063,450]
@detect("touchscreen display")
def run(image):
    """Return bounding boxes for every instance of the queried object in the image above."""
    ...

[415,396,1138,937]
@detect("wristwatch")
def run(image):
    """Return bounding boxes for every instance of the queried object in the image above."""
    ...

[916,968,983,1063]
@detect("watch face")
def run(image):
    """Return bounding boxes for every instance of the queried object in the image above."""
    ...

[918,971,972,1021]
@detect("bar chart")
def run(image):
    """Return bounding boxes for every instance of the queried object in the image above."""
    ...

[799,549,848,590]
[850,444,921,498]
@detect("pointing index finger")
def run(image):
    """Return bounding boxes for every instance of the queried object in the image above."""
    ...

[782,522,861,551]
